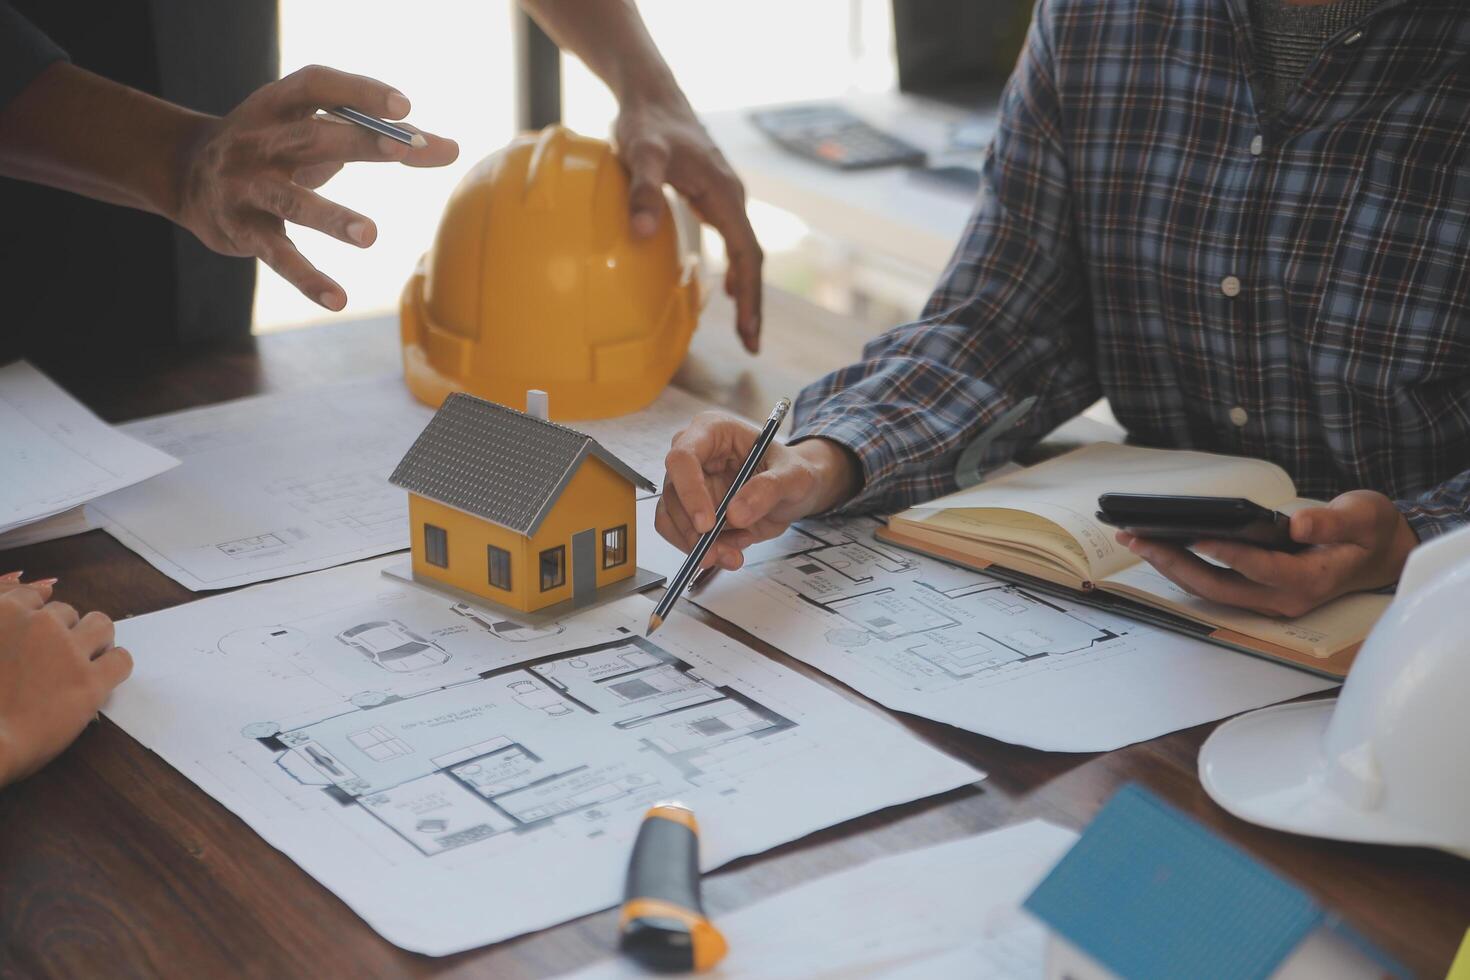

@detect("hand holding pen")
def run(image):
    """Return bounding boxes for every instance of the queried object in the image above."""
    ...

[653,407,863,608]
[174,65,458,311]
[649,399,791,634]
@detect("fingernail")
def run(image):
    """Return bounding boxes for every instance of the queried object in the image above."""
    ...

[32,577,58,586]
[346,220,372,246]
[0,571,22,582]
[1298,515,1313,536]
[386,91,411,118]
[319,292,345,311]
[631,212,657,237]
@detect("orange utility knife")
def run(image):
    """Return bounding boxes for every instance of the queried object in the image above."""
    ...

[619,802,728,973]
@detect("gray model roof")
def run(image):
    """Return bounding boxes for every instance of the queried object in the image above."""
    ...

[390,392,656,536]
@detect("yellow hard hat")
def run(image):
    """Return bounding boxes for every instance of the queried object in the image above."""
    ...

[400,125,701,419]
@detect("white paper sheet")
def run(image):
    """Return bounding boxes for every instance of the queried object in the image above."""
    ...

[92,377,718,591]
[560,819,1076,980]
[107,557,982,955]
[692,516,1336,752]
[89,376,432,590]
[0,361,177,534]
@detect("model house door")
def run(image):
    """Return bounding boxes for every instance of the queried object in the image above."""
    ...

[571,529,596,606]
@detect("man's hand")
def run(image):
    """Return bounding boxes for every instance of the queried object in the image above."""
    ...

[614,91,763,354]
[1118,489,1419,618]
[175,65,459,311]
[515,0,763,350]
[656,413,859,570]
[0,575,133,788]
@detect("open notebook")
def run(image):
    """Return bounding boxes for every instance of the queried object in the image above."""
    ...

[878,444,1391,678]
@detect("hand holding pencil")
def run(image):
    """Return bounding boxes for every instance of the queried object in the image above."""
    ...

[652,402,863,630]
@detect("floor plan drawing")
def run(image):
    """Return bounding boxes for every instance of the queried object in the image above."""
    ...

[758,521,1141,692]
[695,516,1336,752]
[106,557,981,955]
[261,635,796,857]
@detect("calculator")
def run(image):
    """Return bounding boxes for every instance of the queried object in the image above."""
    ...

[749,104,927,170]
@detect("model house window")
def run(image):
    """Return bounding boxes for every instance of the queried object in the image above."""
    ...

[602,525,628,568]
[424,524,448,568]
[539,546,565,591]
[487,545,512,591]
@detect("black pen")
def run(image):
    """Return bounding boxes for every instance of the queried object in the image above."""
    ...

[647,397,790,636]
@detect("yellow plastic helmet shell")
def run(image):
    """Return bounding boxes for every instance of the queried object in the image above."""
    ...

[400,125,701,419]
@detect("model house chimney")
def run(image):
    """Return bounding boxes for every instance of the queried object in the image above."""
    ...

[526,389,549,421]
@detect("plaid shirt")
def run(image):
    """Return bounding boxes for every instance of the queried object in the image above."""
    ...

[791,0,1470,540]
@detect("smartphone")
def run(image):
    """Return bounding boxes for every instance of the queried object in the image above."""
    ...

[1095,493,1304,552]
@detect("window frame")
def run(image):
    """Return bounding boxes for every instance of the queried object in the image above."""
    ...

[539,545,566,592]
[424,523,449,568]
[602,524,628,569]
[487,544,513,591]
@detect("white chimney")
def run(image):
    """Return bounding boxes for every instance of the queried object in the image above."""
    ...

[526,389,549,421]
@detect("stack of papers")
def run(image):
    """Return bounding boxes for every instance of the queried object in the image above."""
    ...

[0,361,177,547]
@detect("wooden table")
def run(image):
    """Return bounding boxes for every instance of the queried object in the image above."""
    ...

[3,296,1467,978]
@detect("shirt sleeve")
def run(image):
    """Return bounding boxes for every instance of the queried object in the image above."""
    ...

[788,0,1100,515]
[1396,475,1470,541]
[0,2,67,111]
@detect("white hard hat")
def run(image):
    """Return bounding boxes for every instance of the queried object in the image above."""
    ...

[1199,522,1470,859]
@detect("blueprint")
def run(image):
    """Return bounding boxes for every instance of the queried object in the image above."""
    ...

[693,516,1336,751]
[562,818,1075,980]
[0,361,177,535]
[92,376,433,590]
[92,376,718,591]
[106,557,981,955]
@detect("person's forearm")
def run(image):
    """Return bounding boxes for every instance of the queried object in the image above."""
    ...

[0,61,208,224]
[518,0,682,105]
[792,438,863,515]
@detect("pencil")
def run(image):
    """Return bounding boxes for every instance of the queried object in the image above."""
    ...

[323,106,427,148]
[647,397,791,636]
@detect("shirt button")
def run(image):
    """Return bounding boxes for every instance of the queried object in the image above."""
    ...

[1221,275,1242,297]
[1250,134,1264,156]
[1343,29,1364,46]
[1229,406,1249,427]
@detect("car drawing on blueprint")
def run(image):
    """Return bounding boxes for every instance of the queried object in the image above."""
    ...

[336,621,449,673]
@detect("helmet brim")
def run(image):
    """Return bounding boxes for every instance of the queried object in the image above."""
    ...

[1200,698,1464,856]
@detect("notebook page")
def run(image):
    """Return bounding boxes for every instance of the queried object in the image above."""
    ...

[905,444,1298,581]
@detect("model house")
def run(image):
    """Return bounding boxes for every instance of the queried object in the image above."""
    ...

[389,390,661,620]
[1023,785,1408,980]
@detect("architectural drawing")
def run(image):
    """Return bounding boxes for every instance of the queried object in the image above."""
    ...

[254,635,795,857]
[752,518,1140,693]
[695,517,1335,752]
[335,621,450,673]
[106,558,980,954]
[95,377,717,591]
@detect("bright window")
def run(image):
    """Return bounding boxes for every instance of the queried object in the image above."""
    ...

[602,525,628,568]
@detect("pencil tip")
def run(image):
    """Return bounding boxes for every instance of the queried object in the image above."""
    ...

[645,614,662,637]
[410,133,428,148]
